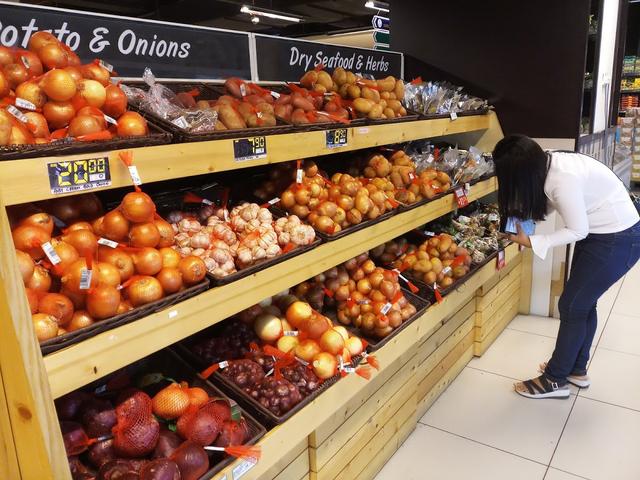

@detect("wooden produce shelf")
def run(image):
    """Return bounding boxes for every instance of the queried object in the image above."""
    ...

[211,242,522,480]
[0,115,491,206]
[45,177,497,399]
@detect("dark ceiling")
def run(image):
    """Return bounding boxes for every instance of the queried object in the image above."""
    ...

[22,0,382,37]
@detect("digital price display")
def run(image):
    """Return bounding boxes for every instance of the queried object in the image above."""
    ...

[47,157,111,194]
[326,128,348,148]
[233,136,267,161]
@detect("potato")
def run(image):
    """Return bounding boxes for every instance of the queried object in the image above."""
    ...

[362,86,380,102]
[430,257,443,274]
[367,103,382,120]
[346,209,362,225]
[377,76,396,92]
[353,98,375,114]
[345,71,357,84]
[317,70,333,88]
[300,70,318,88]
[355,194,372,214]
[441,277,454,288]
[394,79,405,99]
[292,95,315,112]
[383,107,396,119]
[380,91,390,100]
[338,84,350,98]
[218,104,247,129]
[313,83,327,94]
[399,106,407,116]
[347,84,361,99]
[214,120,227,130]
[332,67,347,86]
[388,92,396,100]
[260,113,277,127]
[438,236,452,253]
[291,109,310,125]
[387,99,402,113]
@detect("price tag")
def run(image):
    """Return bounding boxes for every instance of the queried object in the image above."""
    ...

[7,105,28,123]
[103,114,118,125]
[342,366,356,374]
[464,182,471,195]
[450,111,458,120]
[270,90,280,99]
[380,302,392,315]
[326,128,348,148]
[488,213,500,222]
[47,157,111,194]
[128,165,142,186]
[98,59,114,72]
[496,250,506,270]
[41,242,61,265]
[296,169,303,184]
[98,238,118,248]
[218,361,229,369]
[232,459,256,479]
[15,98,36,111]
[423,230,435,237]
[79,269,93,290]
[454,187,469,208]
[442,266,452,275]
[233,137,267,162]
[283,331,299,337]
[20,55,30,69]
[239,83,247,97]
[267,197,280,206]
[200,198,213,205]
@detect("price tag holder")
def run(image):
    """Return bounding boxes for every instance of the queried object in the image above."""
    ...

[496,249,506,270]
[233,137,267,162]
[47,157,111,195]
[454,187,469,208]
[232,459,256,479]
[326,128,348,148]
[450,111,458,120]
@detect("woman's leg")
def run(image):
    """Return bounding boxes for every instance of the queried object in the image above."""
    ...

[572,305,597,376]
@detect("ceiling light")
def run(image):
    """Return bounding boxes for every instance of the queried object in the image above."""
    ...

[364,1,390,13]
[251,16,260,24]
[240,5,301,23]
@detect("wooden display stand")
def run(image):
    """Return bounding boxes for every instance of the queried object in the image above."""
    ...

[0,113,532,480]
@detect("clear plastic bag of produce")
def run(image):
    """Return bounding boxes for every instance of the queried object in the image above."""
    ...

[122,68,218,133]
[404,79,488,115]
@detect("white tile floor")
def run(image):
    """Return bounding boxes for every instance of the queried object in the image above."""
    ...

[375,264,639,480]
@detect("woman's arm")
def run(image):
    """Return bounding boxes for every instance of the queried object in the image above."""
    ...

[527,174,589,259]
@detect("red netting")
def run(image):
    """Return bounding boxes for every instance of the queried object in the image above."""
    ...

[112,391,160,457]
[176,399,228,446]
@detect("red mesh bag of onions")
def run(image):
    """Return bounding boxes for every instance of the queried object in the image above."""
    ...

[112,391,160,457]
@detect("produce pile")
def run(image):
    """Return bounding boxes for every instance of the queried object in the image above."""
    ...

[1,32,149,147]
[189,294,370,417]
[167,199,315,278]
[57,371,258,480]
[294,252,418,339]
[11,190,205,344]
[403,78,488,116]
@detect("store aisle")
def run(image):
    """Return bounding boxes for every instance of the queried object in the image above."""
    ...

[375,261,640,480]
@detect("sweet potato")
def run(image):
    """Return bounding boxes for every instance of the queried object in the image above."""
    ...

[292,95,315,112]
[224,78,244,98]
[218,104,246,129]
[291,108,310,125]
[377,76,396,92]
[274,103,293,121]
[300,71,318,88]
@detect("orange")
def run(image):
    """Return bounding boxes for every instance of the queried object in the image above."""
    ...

[152,383,190,420]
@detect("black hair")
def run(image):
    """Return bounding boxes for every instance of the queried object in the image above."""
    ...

[492,134,549,223]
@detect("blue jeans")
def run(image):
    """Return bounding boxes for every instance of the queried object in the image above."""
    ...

[545,220,640,384]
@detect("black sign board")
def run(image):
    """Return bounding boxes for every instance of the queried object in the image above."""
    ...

[0,2,251,79]
[233,137,267,162]
[254,34,403,82]
[325,128,348,149]
[48,157,111,194]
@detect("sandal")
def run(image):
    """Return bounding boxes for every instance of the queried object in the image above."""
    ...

[539,362,591,388]
[514,375,571,399]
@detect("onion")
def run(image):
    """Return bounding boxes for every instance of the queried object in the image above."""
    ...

[76,79,106,108]
[0,70,10,98]
[20,213,54,235]
[159,247,181,268]
[92,216,105,237]
[68,114,103,138]
[345,336,364,356]
[15,49,43,77]
[37,43,69,69]
[25,288,39,313]
[49,239,80,275]
[65,221,93,233]
[254,313,283,343]
[78,193,103,219]
[102,209,129,242]
[132,247,163,276]
[24,112,50,139]
[302,314,332,340]
[116,300,133,314]
[154,219,175,248]
[28,31,57,52]
[170,441,209,480]
[27,265,51,292]
[81,63,110,86]
[120,192,156,223]
[43,101,76,129]
[66,50,81,67]
[86,285,120,319]
[96,261,121,287]
[126,276,163,306]
[129,222,160,248]
[12,225,50,259]
[319,328,345,355]
[61,286,86,309]
[178,256,206,285]
[16,249,35,283]
[77,106,107,129]
[156,267,183,294]
[98,247,134,282]
[103,85,128,119]
[67,310,94,331]
[63,66,83,83]
[48,196,81,224]
[9,123,34,146]
[0,45,14,66]
[41,69,77,101]
[16,81,46,109]
[295,339,322,362]
[38,293,74,326]
[333,326,350,341]
[61,229,97,257]
[116,111,148,137]
[4,63,29,89]
[277,335,299,353]
[61,259,98,294]
[286,301,313,328]
[312,352,338,379]
[32,313,59,342]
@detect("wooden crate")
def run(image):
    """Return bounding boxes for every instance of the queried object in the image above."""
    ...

[261,438,309,480]
[477,253,523,296]
[474,293,521,356]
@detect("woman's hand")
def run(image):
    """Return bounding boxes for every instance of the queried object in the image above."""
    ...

[509,223,531,248]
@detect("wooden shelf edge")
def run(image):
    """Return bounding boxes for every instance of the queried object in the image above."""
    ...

[44,177,497,399]
[0,115,491,206]
[212,242,522,480]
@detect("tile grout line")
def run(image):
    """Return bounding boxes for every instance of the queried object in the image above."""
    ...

[577,393,640,414]
[464,365,579,395]
[545,386,579,470]
[414,422,550,468]
[505,326,558,339]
